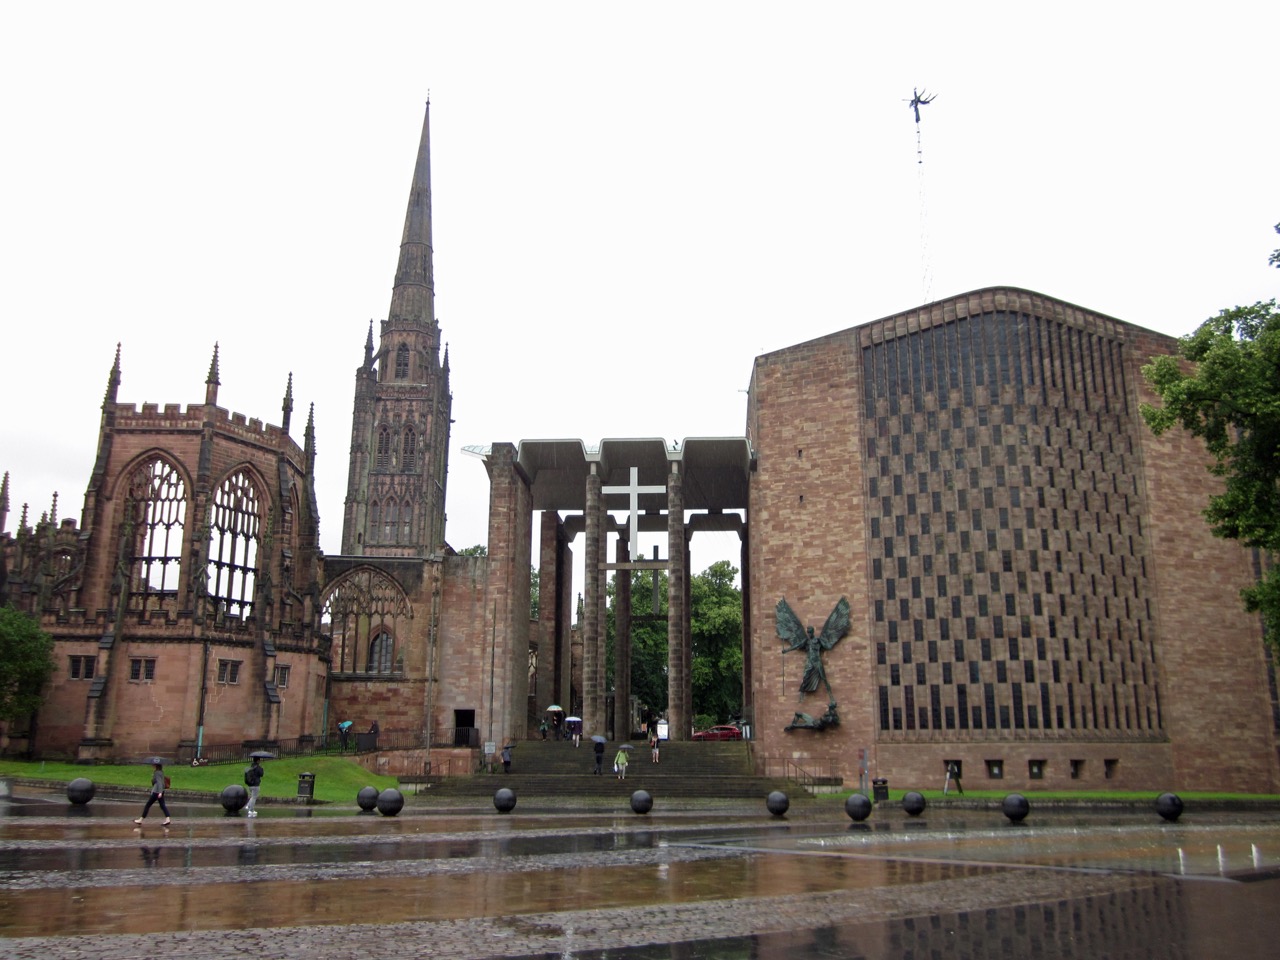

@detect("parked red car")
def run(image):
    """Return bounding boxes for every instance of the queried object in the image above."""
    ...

[691,725,743,741]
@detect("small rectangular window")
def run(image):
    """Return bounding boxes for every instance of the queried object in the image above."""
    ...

[274,664,290,688]
[1029,759,1045,780]
[217,659,241,684]
[69,655,96,679]
[1104,758,1119,780]
[129,658,156,681]
[1070,759,1084,780]
[985,759,1004,779]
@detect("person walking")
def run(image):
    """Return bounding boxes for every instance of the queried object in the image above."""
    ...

[243,757,264,817]
[133,762,171,826]
[614,747,629,780]
[539,719,548,741]
[650,731,660,764]
[593,738,605,774]
[501,744,512,773]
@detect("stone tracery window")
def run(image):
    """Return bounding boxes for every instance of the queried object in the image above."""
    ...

[126,457,187,612]
[321,567,411,674]
[376,428,391,471]
[206,469,260,619]
[395,344,410,379]
[369,501,381,542]
[368,631,394,672]
[402,426,416,473]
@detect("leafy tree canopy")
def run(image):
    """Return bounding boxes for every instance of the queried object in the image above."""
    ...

[0,606,56,722]
[457,544,487,557]
[605,560,743,724]
[1141,224,1280,641]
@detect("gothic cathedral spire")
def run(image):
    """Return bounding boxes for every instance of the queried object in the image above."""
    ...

[340,102,453,558]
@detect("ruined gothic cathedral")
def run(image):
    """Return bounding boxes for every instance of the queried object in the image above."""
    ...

[3,106,1279,792]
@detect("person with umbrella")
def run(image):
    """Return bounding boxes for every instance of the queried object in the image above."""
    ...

[501,743,513,774]
[614,744,631,780]
[338,720,353,752]
[244,752,271,817]
[591,735,606,774]
[133,759,171,827]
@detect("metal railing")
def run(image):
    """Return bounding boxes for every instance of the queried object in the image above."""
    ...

[178,727,437,765]
[758,755,843,790]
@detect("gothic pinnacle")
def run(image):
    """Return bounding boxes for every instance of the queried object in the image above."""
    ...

[282,372,294,434]
[103,343,122,409]
[205,343,221,406]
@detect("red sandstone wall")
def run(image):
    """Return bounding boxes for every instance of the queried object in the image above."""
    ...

[747,328,875,777]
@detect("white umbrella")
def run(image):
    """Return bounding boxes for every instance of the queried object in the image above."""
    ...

[565,716,582,722]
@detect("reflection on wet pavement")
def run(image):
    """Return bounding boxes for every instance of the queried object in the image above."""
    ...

[1,788,1277,958]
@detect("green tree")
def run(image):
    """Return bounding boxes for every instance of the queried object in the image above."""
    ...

[605,568,670,715]
[457,544,487,556]
[604,561,744,723]
[530,565,540,619]
[689,560,743,723]
[1141,227,1280,643]
[0,606,56,722]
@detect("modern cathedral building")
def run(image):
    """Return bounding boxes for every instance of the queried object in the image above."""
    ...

[2,107,1277,793]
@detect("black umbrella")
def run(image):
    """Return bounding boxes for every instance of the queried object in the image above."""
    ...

[249,750,276,760]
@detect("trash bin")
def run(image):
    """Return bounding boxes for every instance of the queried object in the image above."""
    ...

[872,777,889,803]
[297,772,315,800]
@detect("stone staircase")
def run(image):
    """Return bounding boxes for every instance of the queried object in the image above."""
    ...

[412,739,794,799]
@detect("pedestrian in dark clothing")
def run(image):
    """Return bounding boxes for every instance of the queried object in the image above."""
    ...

[134,763,171,826]
[501,745,512,773]
[593,739,605,774]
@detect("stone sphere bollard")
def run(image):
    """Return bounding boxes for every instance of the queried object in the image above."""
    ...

[376,788,405,817]
[493,787,517,813]
[356,786,379,812]
[845,793,872,822]
[1002,793,1030,822]
[901,791,927,816]
[766,790,789,817]
[221,784,249,814]
[630,790,653,815]
[66,777,96,806]
[1155,792,1184,822]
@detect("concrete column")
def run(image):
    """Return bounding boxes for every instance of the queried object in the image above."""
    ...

[666,464,688,739]
[536,511,561,715]
[613,538,632,741]
[583,467,603,733]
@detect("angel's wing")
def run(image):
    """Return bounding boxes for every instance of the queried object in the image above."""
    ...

[775,598,807,649]
[818,596,851,650]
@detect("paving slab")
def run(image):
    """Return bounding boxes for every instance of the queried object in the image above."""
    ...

[1,788,1277,958]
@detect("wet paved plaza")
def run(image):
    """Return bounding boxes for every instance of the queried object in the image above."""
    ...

[1,787,1278,958]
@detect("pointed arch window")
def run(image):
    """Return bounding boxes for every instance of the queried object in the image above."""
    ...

[126,458,187,612]
[369,501,381,541]
[395,344,410,379]
[206,470,260,619]
[402,426,417,473]
[321,567,412,675]
[402,505,411,543]
[368,631,394,673]
[376,428,391,471]
[385,499,397,542]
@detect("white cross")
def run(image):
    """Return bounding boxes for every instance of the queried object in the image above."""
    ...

[602,466,666,561]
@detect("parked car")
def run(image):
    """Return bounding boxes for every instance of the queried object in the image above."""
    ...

[691,725,743,741]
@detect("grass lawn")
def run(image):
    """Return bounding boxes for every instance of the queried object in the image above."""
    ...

[0,757,398,806]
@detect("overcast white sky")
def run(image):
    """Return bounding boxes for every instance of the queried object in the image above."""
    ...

[2,2,1277,578]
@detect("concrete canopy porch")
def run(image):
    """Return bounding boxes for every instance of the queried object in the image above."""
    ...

[473,437,752,743]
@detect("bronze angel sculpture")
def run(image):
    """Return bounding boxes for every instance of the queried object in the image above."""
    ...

[776,597,850,731]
